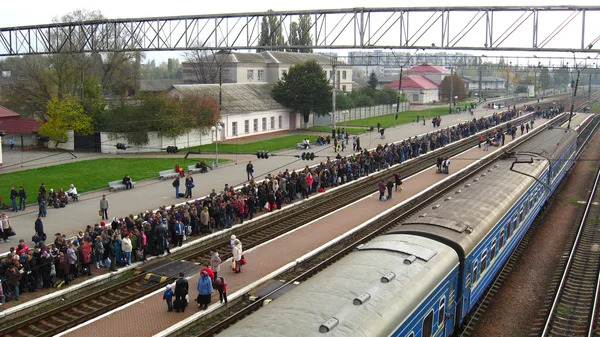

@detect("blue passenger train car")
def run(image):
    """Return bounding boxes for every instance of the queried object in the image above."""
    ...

[217,127,577,337]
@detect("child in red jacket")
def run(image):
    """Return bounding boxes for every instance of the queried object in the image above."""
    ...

[214,277,227,304]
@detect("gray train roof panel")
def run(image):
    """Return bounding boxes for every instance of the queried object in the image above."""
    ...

[217,234,459,337]
[391,127,576,256]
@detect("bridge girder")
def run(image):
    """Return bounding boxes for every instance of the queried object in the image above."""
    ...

[1,6,600,56]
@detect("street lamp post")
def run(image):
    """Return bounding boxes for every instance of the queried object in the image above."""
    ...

[391,48,424,127]
[454,96,458,112]
[211,125,223,167]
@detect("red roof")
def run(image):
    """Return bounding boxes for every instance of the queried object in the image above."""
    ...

[406,63,450,74]
[0,105,20,118]
[383,75,438,90]
[0,118,41,134]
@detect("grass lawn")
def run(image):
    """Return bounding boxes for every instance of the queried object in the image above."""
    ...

[343,106,451,128]
[0,158,221,201]
[189,134,316,154]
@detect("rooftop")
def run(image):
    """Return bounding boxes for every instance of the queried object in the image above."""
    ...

[0,105,20,118]
[383,75,439,90]
[168,83,286,113]
[406,63,450,74]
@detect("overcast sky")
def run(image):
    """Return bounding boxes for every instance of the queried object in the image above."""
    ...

[2,1,600,66]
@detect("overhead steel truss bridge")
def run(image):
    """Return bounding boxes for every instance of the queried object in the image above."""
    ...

[1,6,600,56]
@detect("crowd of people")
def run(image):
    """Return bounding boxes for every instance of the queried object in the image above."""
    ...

[0,103,540,306]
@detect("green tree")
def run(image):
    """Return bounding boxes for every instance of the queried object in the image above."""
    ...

[336,94,355,111]
[272,60,332,128]
[539,67,551,90]
[554,66,571,87]
[367,71,378,89]
[288,22,300,52]
[39,94,93,143]
[438,75,467,102]
[298,14,313,53]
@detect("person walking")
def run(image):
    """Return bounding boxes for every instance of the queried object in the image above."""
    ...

[196,271,213,310]
[18,186,27,211]
[232,239,243,273]
[38,192,47,217]
[210,250,222,280]
[174,272,189,312]
[34,215,45,241]
[99,195,109,220]
[1,213,11,243]
[246,161,254,181]
[163,284,174,312]
[173,177,180,198]
[9,186,18,212]
[9,137,14,151]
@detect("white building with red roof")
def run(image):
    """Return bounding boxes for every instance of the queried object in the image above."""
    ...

[382,75,439,104]
[405,63,451,85]
[382,63,451,104]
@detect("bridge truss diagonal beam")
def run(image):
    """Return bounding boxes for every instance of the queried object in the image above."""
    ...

[1,6,600,56]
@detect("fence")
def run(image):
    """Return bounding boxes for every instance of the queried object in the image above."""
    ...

[313,102,410,126]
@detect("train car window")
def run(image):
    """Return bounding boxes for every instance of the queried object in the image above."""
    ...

[438,297,446,327]
[506,223,512,238]
[473,261,479,283]
[513,215,518,229]
[406,333,414,337]
[499,230,505,250]
[511,218,517,233]
[481,251,488,273]
[519,207,524,223]
[423,310,434,337]
[490,239,497,260]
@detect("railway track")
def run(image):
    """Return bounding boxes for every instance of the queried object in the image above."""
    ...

[167,114,575,337]
[455,115,600,337]
[0,106,574,337]
[0,272,174,337]
[530,132,600,336]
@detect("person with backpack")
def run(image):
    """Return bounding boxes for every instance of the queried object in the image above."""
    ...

[173,177,180,198]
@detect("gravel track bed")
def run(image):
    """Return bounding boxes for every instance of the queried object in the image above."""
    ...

[471,126,600,337]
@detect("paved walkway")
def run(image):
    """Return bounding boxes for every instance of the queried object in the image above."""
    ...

[1,104,528,253]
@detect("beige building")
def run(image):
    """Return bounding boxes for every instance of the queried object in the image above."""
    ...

[182,51,353,92]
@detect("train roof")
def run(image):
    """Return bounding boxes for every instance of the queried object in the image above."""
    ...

[512,127,576,166]
[218,234,459,337]
[388,127,576,258]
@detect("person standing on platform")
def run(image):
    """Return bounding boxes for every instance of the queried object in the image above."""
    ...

[163,284,174,312]
[173,219,184,247]
[173,176,180,198]
[184,174,194,198]
[174,272,188,312]
[197,271,213,310]
[18,186,27,211]
[378,180,386,201]
[34,215,45,241]
[99,195,109,220]
[246,161,254,181]
[10,186,18,212]
[210,250,221,280]
[386,180,394,200]
[214,277,228,304]
[232,239,243,273]
[394,173,403,192]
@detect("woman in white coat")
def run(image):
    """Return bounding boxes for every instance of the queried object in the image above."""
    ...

[232,239,243,273]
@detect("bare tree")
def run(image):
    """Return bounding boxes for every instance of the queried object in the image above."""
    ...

[182,50,234,84]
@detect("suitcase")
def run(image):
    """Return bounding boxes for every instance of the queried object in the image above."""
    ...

[178,193,185,198]
[59,202,66,208]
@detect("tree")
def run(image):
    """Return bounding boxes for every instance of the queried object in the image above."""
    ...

[367,71,378,89]
[554,66,571,87]
[272,60,332,128]
[298,14,313,53]
[182,50,232,84]
[39,94,93,143]
[258,10,285,51]
[539,66,552,90]
[438,75,467,102]
[287,22,300,52]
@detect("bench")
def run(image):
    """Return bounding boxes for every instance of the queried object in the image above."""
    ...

[158,169,180,180]
[297,143,311,150]
[187,164,211,174]
[108,180,137,192]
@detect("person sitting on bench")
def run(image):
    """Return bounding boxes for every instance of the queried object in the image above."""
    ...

[122,174,133,190]
[302,138,310,149]
[67,184,78,201]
